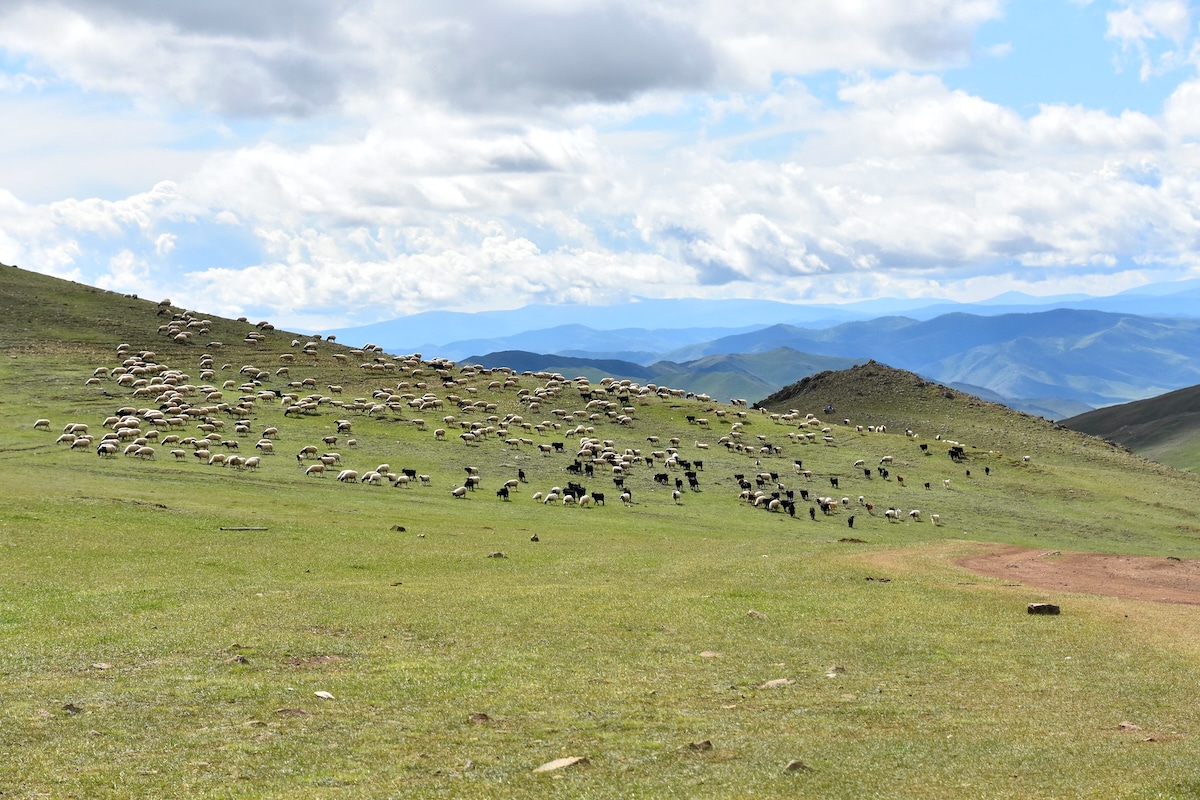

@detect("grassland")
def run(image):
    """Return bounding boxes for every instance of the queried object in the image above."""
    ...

[4,265,1200,798]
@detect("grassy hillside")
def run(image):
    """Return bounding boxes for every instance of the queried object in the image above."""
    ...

[5,265,1200,798]
[1061,384,1200,473]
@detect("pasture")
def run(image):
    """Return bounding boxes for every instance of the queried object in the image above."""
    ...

[3,265,1200,798]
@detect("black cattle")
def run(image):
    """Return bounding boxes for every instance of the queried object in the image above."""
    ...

[984,466,991,476]
[566,461,582,474]
[518,468,527,482]
[863,468,871,479]
[809,506,816,520]
[592,492,605,506]
[829,477,839,489]
[799,489,810,501]
[948,445,966,462]
[496,486,510,501]
[693,460,704,471]
[919,443,929,453]
[738,478,752,491]
[787,501,796,517]
[584,463,594,477]
[654,472,670,485]
[688,475,701,492]
[552,442,565,452]
[847,515,855,529]
[879,467,889,479]
[466,475,481,491]
[613,477,625,489]
[675,477,684,490]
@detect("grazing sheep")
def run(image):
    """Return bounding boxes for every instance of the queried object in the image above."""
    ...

[672,490,682,504]
[305,463,326,477]
[908,509,922,521]
[451,486,468,499]
[930,513,942,526]
[943,479,951,489]
[337,469,359,482]
[244,456,261,470]
[419,475,431,486]
[361,471,384,486]
[34,419,51,431]
[208,453,227,466]
[434,428,446,440]
[880,456,894,465]
[96,442,118,457]
[170,449,187,460]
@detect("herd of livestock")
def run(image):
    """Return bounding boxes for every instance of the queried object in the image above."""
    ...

[28,305,992,529]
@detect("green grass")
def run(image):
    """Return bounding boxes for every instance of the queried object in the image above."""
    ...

[4,265,1200,797]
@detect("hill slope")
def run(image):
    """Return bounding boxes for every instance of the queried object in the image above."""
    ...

[1061,383,1200,472]
[7,263,1200,797]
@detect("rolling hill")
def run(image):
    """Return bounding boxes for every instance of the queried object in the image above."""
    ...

[1061,383,1200,472]
[6,262,1200,797]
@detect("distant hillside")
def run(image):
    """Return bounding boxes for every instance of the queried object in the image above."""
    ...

[465,347,861,403]
[1061,384,1200,472]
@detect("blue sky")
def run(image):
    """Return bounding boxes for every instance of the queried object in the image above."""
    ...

[1,1,1198,331]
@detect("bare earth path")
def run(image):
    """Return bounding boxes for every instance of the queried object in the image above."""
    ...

[956,545,1200,606]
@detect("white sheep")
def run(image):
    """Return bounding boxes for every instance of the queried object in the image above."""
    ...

[930,513,942,526]
[451,486,468,498]
[305,463,326,477]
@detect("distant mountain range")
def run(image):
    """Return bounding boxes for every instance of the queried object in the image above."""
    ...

[322,279,1200,418]
[462,348,862,404]
[326,278,1200,359]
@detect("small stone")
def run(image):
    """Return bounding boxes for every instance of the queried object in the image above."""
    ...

[533,756,589,773]
[688,740,713,751]
[1027,603,1061,615]
[784,759,812,772]
[390,525,406,532]
[488,551,506,559]
[1117,721,1142,731]
[826,665,846,678]
[275,708,312,717]
[91,662,112,670]
[469,712,491,723]
[530,534,539,542]
[746,609,767,619]
[759,678,795,689]
[313,691,335,700]
[225,654,249,664]
[699,651,722,658]
[62,703,82,715]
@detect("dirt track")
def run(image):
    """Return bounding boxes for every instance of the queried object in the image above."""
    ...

[956,545,1200,606]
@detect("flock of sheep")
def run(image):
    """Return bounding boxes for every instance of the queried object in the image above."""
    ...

[28,303,983,532]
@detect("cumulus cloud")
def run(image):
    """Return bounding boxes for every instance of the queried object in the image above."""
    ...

[5,1,1200,326]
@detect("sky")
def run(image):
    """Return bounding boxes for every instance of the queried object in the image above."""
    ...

[2,0,1199,332]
